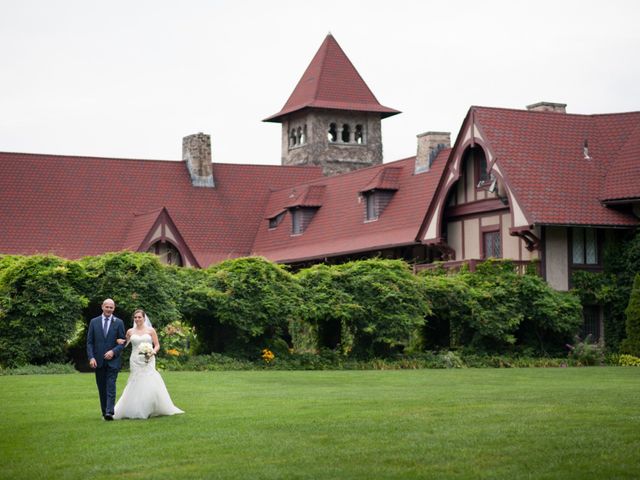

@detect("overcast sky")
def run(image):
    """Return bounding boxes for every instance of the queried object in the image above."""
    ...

[1,0,639,165]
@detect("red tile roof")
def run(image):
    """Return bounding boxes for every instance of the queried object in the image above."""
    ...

[251,152,449,263]
[472,107,640,226]
[359,166,402,192]
[284,185,326,209]
[602,120,640,203]
[0,152,322,266]
[264,34,399,123]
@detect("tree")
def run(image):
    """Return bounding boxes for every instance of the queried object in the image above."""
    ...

[184,257,302,357]
[621,274,640,356]
[0,255,88,367]
[332,259,430,357]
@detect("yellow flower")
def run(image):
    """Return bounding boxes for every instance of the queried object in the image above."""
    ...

[261,349,275,363]
[166,348,181,357]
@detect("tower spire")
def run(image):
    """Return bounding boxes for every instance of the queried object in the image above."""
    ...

[264,34,400,176]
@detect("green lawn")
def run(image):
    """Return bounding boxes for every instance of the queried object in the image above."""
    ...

[1,368,639,479]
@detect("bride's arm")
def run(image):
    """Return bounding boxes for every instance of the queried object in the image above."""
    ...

[150,328,160,355]
[118,329,132,347]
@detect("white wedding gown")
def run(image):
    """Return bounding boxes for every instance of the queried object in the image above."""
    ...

[114,333,184,420]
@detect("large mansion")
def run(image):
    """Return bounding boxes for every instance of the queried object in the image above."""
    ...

[2,34,639,339]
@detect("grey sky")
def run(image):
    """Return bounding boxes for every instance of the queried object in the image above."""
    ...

[1,0,638,165]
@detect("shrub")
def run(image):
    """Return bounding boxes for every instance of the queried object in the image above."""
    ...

[420,274,472,350]
[516,273,583,355]
[295,259,430,358]
[0,362,78,375]
[620,274,640,356]
[183,257,302,357]
[294,264,363,354]
[79,252,180,328]
[419,259,583,355]
[566,335,604,366]
[0,255,88,367]
[158,320,196,357]
[617,354,640,366]
[67,252,181,368]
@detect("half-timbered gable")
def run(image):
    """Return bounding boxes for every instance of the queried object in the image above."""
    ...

[420,104,640,296]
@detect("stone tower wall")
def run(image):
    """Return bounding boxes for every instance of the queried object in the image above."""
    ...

[281,110,383,176]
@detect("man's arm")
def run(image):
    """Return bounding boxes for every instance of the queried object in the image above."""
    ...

[112,320,126,355]
[86,319,97,368]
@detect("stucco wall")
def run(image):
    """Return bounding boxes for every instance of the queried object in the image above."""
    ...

[463,218,480,259]
[447,220,463,259]
[544,226,569,291]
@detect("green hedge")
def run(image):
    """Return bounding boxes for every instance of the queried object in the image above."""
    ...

[418,259,582,355]
[294,259,430,358]
[0,252,622,368]
[0,255,88,367]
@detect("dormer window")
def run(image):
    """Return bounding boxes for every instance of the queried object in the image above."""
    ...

[268,211,286,229]
[290,207,318,235]
[364,192,378,221]
[363,190,395,222]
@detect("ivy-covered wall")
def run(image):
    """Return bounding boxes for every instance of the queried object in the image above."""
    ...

[0,247,634,368]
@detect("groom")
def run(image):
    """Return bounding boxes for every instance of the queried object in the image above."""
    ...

[87,298,126,421]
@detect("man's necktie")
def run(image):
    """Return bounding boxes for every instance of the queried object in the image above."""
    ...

[103,317,110,337]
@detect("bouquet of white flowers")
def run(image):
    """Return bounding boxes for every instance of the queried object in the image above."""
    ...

[138,342,154,363]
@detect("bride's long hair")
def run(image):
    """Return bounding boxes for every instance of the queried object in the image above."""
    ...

[132,309,153,328]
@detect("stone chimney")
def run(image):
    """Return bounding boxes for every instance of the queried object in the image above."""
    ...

[415,131,451,174]
[183,133,214,187]
[526,101,567,113]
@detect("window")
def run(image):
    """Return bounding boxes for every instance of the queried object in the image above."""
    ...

[582,305,602,342]
[341,124,351,143]
[328,123,337,142]
[327,122,365,145]
[482,230,501,259]
[269,212,285,229]
[365,192,378,221]
[289,124,307,148]
[363,190,395,222]
[572,227,598,265]
[475,152,490,187]
[291,209,302,235]
[290,208,318,235]
[147,241,183,266]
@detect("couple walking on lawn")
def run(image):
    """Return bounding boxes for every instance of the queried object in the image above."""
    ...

[86,298,183,420]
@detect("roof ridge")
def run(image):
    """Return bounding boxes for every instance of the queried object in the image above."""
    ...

[0,151,180,163]
[472,105,640,118]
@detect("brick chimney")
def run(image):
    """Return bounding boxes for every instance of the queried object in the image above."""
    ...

[526,101,567,113]
[183,133,214,187]
[415,131,450,174]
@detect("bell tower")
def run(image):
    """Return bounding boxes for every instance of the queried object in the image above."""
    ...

[264,34,400,176]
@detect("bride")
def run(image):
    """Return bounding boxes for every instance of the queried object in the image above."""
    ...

[113,309,184,420]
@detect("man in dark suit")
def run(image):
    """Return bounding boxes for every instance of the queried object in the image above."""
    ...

[87,298,126,420]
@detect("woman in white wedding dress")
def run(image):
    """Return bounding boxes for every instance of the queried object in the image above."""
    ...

[113,309,184,420]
